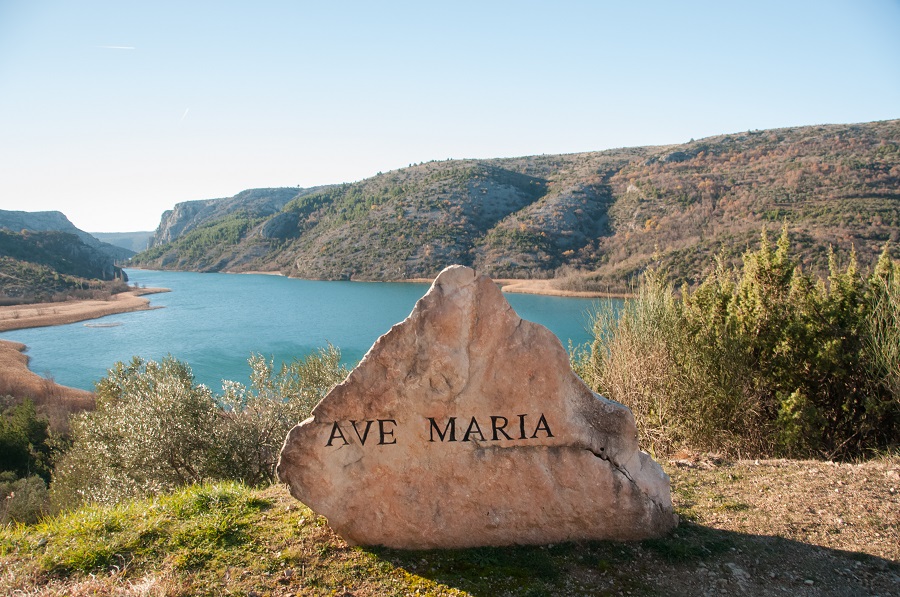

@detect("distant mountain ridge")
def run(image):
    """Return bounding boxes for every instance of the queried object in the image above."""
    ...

[91,231,154,253]
[0,210,135,262]
[133,119,900,291]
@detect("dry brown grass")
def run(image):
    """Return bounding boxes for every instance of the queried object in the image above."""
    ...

[668,452,900,561]
[0,340,94,433]
[0,288,169,333]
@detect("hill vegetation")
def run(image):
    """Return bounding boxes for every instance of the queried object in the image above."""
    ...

[133,120,900,292]
[0,210,134,263]
[0,210,134,305]
[0,230,128,305]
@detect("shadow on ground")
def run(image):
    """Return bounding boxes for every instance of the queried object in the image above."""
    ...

[366,521,900,597]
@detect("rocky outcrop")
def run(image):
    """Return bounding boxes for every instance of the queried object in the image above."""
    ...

[149,188,308,247]
[150,199,219,247]
[277,265,676,549]
[0,210,79,236]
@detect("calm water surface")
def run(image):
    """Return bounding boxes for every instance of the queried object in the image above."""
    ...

[1,270,618,391]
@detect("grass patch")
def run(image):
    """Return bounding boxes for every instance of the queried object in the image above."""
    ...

[715,500,752,512]
[2,458,898,596]
[32,482,269,575]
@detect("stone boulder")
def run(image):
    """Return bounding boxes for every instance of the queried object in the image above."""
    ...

[277,265,676,548]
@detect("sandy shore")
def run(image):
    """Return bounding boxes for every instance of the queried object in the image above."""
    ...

[0,338,95,431]
[0,339,94,401]
[0,287,169,333]
[402,277,628,298]
[492,278,630,299]
[133,267,624,298]
[0,288,169,425]
[0,340,95,435]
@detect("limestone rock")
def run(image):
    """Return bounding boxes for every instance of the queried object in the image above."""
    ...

[277,265,676,548]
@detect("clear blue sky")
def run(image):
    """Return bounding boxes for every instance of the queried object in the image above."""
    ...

[1,1,898,232]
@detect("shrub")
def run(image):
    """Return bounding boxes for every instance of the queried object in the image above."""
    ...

[51,349,347,509]
[0,398,52,481]
[212,345,348,486]
[578,227,900,459]
[863,250,900,446]
[51,357,218,509]
[576,269,762,458]
[0,474,49,524]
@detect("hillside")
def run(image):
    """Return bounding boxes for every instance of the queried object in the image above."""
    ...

[133,120,900,291]
[149,187,316,247]
[0,230,127,305]
[0,210,135,263]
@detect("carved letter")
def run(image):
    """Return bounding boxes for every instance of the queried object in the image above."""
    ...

[462,417,486,442]
[428,417,457,442]
[532,413,554,438]
[350,420,374,445]
[326,422,349,447]
[517,413,528,439]
[378,419,397,445]
[491,415,512,440]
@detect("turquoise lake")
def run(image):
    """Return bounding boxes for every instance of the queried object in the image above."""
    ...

[1,269,618,391]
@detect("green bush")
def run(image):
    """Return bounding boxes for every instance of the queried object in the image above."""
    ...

[51,349,347,509]
[575,269,762,457]
[0,474,49,524]
[212,346,348,486]
[577,227,900,459]
[863,254,900,439]
[50,356,219,509]
[0,398,52,481]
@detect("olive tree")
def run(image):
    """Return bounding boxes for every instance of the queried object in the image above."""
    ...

[52,356,218,508]
[51,348,348,509]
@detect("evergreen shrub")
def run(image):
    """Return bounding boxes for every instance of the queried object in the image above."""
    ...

[576,227,900,459]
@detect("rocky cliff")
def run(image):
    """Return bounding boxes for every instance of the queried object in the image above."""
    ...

[150,188,317,247]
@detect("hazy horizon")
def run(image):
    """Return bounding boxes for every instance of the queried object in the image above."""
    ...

[1,1,898,232]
